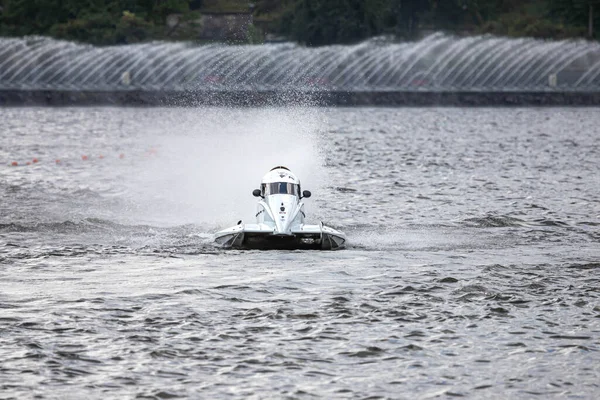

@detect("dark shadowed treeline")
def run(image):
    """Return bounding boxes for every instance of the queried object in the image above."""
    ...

[275,0,600,44]
[0,0,200,44]
[0,0,599,45]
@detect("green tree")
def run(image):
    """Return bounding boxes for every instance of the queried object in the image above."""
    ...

[0,0,192,43]
[2,0,599,44]
[282,0,395,45]
[149,0,190,23]
[391,0,430,37]
[549,0,600,37]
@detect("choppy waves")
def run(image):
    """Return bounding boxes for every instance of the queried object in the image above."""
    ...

[1,107,599,398]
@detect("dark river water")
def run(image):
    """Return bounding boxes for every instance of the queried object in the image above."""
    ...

[0,106,599,399]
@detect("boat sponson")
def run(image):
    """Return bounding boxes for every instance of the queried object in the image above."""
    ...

[214,223,345,250]
[242,229,345,250]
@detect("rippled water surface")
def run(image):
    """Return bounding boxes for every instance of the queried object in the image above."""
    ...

[1,106,599,399]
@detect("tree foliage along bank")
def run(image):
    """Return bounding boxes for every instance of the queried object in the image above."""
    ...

[0,0,200,44]
[275,0,600,45]
[0,0,599,45]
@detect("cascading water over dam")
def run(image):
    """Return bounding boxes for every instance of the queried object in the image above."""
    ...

[1,33,600,91]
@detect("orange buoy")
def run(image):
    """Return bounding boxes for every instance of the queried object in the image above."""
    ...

[119,153,125,159]
[55,159,61,164]
[11,161,18,166]
[98,155,104,159]
[32,158,39,163]
[82,155,88,161]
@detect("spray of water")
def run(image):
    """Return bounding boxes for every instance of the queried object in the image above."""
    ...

[121,106,330,229]
[353,228,477,251]
[3,35,600,89]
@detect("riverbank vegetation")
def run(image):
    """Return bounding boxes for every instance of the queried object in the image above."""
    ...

[0,0,598,45]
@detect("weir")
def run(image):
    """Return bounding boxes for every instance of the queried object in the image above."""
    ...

[1,33,600,92]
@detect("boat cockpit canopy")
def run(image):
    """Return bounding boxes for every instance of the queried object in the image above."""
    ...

[262,182,300,196]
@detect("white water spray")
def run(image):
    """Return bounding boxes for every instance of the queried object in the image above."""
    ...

[121,106,330,228]
[2,34,600,90]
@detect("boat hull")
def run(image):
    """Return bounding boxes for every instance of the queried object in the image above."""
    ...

[214,223,346,250]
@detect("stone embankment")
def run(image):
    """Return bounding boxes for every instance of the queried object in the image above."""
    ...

[1,90,600,106]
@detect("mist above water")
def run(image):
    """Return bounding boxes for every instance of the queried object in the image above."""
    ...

[0,105,330,229]
[122,106,329,227]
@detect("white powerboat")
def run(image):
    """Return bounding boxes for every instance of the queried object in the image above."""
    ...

[214,166,346,250]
